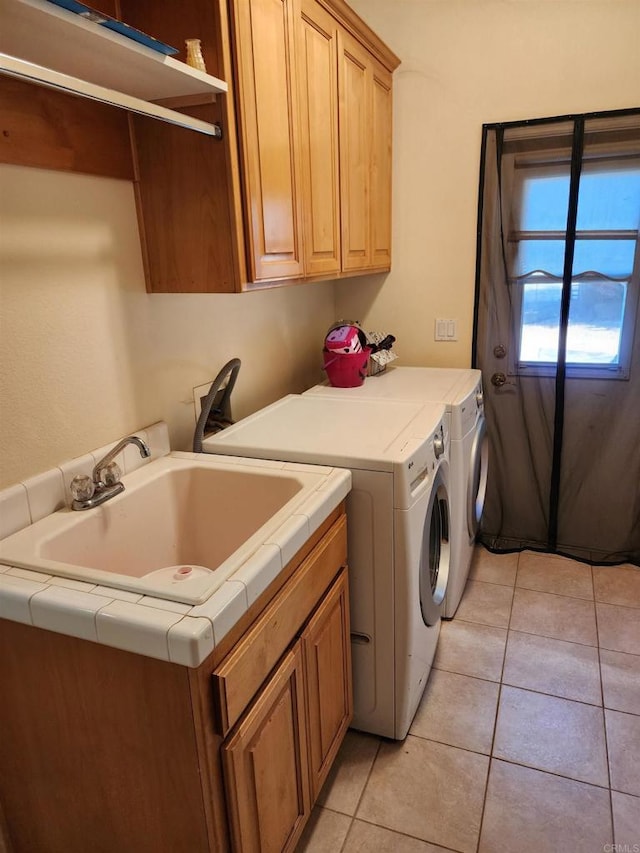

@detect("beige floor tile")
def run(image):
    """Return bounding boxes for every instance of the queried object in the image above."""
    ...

[612,791,640,848]
[493,686,609,786]
[410,669,499,754]
[469,547,518,586]
[357,737,489,853]
[296,806,352,853]
[600,649,640,714]
[510,587,598,646]
[454,580,514,628]
[316,730,380,816]
[479,760,612,853]
[342,820,449,853]
[502,630,601,705]
[433,620,507,681]
[516,551,594,600]
[597,602,640,655]
[594,564,640,609]
[606,709,640,796]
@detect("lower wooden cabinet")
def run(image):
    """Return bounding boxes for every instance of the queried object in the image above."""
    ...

[0,507,350,853]
[222,645,311,853]
[220,564,352,852]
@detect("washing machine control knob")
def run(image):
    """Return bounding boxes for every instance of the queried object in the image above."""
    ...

[476,390,484,409]
[433,434,445,459]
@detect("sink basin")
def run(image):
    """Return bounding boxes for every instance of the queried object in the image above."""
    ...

[0,453,330,604]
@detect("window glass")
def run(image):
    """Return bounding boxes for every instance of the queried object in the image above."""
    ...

[513,153,639,373]
[572,239,637,278]
[566,280,626,364]
[514,236,635,280]
[520,280,627,365]
[576,166,640,231]
[520,282,561,362]
[514,240,565,278]
[519,171,570,231]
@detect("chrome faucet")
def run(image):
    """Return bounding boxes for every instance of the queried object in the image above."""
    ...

[70,436,151,511]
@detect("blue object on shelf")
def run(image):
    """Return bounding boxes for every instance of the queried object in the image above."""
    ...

[45,0,180,55]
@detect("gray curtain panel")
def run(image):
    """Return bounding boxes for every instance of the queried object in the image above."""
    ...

[474,110,640,565]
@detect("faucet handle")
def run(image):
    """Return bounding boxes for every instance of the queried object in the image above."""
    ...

[96,461,122,487]
[70,474,95,503]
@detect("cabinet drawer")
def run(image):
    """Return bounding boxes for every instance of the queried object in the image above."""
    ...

[212,514,347,734]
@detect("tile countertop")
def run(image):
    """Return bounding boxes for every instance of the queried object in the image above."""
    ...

[0,455,351,668]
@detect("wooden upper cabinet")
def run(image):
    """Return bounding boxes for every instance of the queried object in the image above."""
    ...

[370,59,393,269]
[3,0,398,291]
[338,29,372,272]
[231,0,305,282]
[297,0,341,277]
[123,0,247,293]
[338,28,394,273]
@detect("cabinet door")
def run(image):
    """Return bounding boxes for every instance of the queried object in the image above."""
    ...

[370,59,393,269]
[232,0,305,283]
[338,29,371,272]
[222,644,310,853]
[302,567,353,800]
[297,0,341,277]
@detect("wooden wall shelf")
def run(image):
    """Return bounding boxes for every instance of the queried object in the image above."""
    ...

[0,0,227,135]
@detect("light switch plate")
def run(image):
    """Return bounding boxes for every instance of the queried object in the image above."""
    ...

[434,318,458,341]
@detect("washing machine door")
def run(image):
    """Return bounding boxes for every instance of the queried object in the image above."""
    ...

[419,466,451,627]
[467,414,488,539]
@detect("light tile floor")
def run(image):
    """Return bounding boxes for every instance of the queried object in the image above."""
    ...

[297,547,640,853]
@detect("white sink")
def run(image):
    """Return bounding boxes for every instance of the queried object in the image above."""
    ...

[0,453,330,604]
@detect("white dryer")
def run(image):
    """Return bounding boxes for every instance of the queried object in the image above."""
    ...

[202,394,451,740]
[304,367,488,618]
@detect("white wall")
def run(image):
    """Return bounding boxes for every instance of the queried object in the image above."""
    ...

[0,165,336,487]
[337,0,640,367]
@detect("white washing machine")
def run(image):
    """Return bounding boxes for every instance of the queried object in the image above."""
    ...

[202,394,451,740]
[304,367,488,618]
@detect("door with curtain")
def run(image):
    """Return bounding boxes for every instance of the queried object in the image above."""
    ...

[474,110,640,565]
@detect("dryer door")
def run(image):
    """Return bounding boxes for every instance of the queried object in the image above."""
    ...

[467,414,489,539]
[419,466,451,627]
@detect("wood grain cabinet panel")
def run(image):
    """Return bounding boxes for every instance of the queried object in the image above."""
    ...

[338,29,371,272]
[123,0,249,293]
[303,567,353,799]
[222,644,311,853]
[0,622,215,853]
[131,106,239,293]
[338,27,394,274]
[370,61,393,269]
[218,518,351,852]
[297,0,341,276]
[212,513,347,736]
[232,0,305,282]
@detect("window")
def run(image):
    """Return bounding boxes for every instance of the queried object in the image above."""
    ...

[507,145,640,379]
